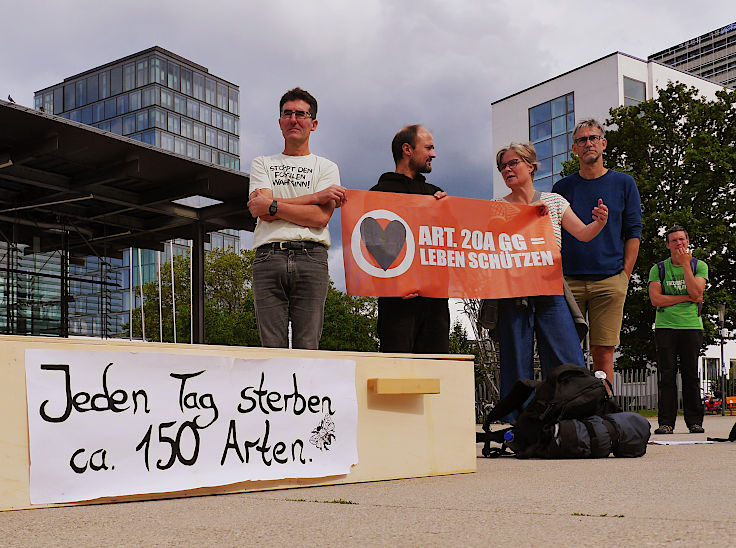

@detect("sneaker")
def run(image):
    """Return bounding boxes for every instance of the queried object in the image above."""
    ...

[688,424,704,434]
[654,425,674,434]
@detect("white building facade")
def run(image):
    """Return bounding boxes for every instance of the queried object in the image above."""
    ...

[490,52,730,394]
[491,52,724,197]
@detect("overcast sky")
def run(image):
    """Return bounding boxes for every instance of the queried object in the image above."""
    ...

[2,0,734,324]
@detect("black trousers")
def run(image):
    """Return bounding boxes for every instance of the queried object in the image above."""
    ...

[377,296,450,354]
[655,328,704,427]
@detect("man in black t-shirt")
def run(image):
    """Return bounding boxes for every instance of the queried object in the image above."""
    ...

[370,125,449,354]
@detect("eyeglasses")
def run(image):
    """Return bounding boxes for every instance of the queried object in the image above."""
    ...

[499,158,523,171]
[574,134,604,146]
[280,109,312,120]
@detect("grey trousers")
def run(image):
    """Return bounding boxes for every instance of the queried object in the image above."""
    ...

[252,245,329,349]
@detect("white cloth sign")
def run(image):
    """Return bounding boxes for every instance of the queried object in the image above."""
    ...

[25,350,358,504]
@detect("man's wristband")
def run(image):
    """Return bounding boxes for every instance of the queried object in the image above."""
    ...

[269,200,278,216]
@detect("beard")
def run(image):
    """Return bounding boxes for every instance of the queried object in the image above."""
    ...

[411,158,432,174]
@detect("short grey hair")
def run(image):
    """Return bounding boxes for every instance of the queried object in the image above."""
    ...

[572,118,605,139]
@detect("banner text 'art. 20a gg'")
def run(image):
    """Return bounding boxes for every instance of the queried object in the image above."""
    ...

[341,189,563,299]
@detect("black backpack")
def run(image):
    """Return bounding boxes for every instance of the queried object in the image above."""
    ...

[476,364,650,458]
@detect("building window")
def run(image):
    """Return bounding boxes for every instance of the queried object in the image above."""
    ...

[187,98,199,120]
[53,87,63,114]
[623,77,646,106]
[167,62,180,91]
[64,82,75,111]
[93,102,104,122]
[99,70,110,99]
[193,123,205,143]
[161,88,173,110]
[528,92,575,192]
[150,57,166,85]
[116,94,129,115]
[161,131,175,152]
[223,113,235,133]
[111,66,123,96]
[76,80,87,107]
[136,59,148,87]
[205,78,216,105]
[181,68,193,96]
[174,137,186,155]
[212,108,222,129]
[123,63,136,92]
[129,90,141,111]
[193,73,205,100]
[186,141,199,159]
[216,82,228,110]
[136,110,149,131]
[167,113,180,135]
[181,118,193,139]
[87,74,99,103]
[141,86,158,107]
[200,104,211,125]
[229,88,239,115]
[174,93,186,115]
[205,127,217,146]
[151,107,167,129]
[43,92,53,114]
[123,115,136,135]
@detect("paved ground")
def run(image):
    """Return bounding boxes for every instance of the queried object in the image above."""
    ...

[1,415,734,547]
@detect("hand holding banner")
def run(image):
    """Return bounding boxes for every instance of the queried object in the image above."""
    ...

[341,189,562,299]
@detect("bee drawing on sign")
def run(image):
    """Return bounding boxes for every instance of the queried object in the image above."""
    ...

[309,413,336,451]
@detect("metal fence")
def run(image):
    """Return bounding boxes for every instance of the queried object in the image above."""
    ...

[476,364,731,421]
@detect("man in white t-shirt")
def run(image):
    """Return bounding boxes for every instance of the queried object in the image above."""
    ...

[247,88,346,349]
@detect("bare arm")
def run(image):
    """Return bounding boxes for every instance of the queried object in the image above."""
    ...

[560,199,608,242]
[247,189,335,228]
[649,281,701,308]
[623,238,640,278]
[676,248,706,300]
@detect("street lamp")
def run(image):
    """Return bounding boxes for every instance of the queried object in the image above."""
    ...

[718,304,726,417]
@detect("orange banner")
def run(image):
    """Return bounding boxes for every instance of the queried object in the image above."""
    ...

[341,189,563,299]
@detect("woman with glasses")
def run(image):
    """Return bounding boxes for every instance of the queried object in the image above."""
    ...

[494,142,609,413]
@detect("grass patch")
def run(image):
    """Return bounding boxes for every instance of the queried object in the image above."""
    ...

[286,497,358,505]
[572,512,624,518]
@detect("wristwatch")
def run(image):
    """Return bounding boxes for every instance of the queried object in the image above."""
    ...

[269,200,278,216]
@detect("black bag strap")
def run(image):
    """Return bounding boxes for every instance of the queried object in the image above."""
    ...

[580,419,599,454]
[483,377,540,430]
[603,417,619,451]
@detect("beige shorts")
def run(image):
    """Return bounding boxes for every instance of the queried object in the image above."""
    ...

[565,270,629,347]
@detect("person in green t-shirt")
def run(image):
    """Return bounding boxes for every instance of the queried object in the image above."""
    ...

[648,225,708,435]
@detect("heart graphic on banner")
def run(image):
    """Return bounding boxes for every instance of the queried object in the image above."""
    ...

[359,217,407,271]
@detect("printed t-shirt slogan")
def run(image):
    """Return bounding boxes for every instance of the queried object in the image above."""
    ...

[341,189,563,299]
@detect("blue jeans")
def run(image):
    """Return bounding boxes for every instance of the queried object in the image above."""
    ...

[497,295,585,418]
[252,245,329,349]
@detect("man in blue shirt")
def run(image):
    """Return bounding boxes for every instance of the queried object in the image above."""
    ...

[552,118,642,383]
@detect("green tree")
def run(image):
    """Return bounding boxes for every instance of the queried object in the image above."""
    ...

[564,83,736,367]
[127,248,259,345]
[128,248,379,350]
[319,282,379,352]
[449,320,476,356]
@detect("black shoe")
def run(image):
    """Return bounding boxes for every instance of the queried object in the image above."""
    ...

[688,424,704,433]
[654,425,674,434]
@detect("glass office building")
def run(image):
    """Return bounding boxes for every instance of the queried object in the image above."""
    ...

[649,21,736,87]
[25,47,242,338]
[34,46,240,169]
